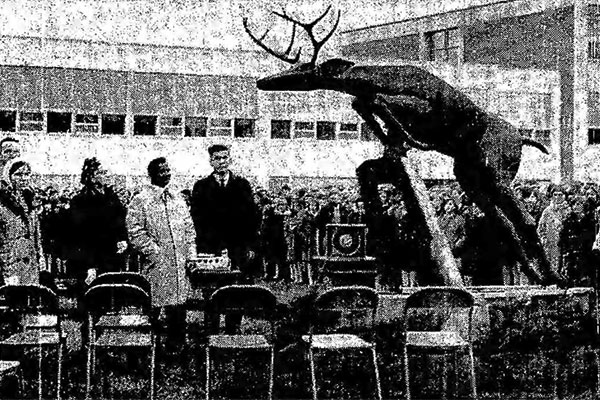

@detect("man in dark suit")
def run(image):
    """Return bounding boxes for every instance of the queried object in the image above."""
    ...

[190,144,260,281]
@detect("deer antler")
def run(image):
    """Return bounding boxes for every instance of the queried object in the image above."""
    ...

[273,6,341,65]
[242,15,301,64]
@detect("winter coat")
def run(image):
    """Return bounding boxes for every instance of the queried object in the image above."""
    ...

[0,187,42,285]
[537,203,570,275]
[127,184,196,308]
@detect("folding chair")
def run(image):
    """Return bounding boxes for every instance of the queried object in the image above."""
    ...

[402,287,477,400]
[88,272,151,295]
[0,360,22,398]
[84,282,156,400]
[302,285,382,400]
[0,284,65,400]
[205,285,277,400]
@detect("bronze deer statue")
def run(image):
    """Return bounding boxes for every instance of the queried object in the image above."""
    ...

[244,7,564,286]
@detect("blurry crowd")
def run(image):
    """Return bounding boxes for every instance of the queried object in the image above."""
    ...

[31,177,600,289]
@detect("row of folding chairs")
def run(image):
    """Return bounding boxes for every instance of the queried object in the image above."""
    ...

[0,273,479,400]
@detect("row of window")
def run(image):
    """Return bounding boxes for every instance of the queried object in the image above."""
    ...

[0,110,377,141]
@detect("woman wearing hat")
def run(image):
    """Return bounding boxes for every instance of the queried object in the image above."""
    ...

[0,158,43,285]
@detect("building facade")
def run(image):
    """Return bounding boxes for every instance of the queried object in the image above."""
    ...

[0,0,589,189]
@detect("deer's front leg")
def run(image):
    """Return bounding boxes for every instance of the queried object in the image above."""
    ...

[371,94,436,151]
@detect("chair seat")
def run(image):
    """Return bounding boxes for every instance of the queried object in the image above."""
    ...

[208,334,271,349]
[94,330,153,347]
[0,360,20,375]
[405,331,469,350]
[302,334,374,349]
[97,314,151,328]
[0,331,63,346]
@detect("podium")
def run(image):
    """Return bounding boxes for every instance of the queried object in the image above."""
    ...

[311,223,378,287]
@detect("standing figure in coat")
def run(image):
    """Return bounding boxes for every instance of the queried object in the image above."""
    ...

[65,157,128,285]
[190,144,259,281]
[537,185,570,278]
[127,157,196,352]
[0,159,43,285]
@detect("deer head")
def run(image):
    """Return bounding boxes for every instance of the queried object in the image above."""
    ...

[243,6,349,91]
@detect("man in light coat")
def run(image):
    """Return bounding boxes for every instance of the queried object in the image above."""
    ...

[127,157,196,352]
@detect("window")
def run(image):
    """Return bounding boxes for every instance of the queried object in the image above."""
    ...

[208,118,232,137]
[74,114,99,134]
[294,121,315,139]
[102,114,126,135]
[160,116,183,136]
[316,121,335,140]
[271,120,291,139]
[19,112,44,132]
[185,116,207,137]
[234,118,255,138]
[47,112,71,133]
[134,115,157,136]
[360,122,377,141]
[426,28,460,64]
[589,5,600,59]
[589,127,600,144]
[338,122,359,140]
[0,111,16,132]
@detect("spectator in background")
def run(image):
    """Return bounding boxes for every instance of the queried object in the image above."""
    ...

[538,185,570,277]
[261,196,291,282]
[437,197,467,272]
[0,137,21,178]
[127,157,196,353]
[64,157,128,285]
[190,144,260,281]
[0,159,43,285]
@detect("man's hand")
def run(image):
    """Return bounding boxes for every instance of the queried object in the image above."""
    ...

[116,241,128,254]
[85,268,97,285]
[247,250,255,261]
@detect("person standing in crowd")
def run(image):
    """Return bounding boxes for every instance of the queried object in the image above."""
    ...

[261,195,292,282]
[64,158,128,285]
[537,185,571,277]
[315,187,349,255]
[437,197,467,272]
[0,159,43,285]
[190,144,259,281]
[0,137,21,175]
[127,157,196,353]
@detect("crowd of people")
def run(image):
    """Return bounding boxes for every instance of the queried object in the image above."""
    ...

[2,136,600,299]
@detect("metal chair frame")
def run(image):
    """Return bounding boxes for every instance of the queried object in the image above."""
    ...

[0,284,64,400]
[204,285,278,400]
[84,281,156,400]
[401,287,477,400]
[303,285,382,400]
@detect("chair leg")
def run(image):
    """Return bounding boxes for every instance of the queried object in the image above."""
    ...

[57,342,63,400]
[150,337,156,400]
[403,346,411,400]
[442,354,448,400]
[269,347,275,400]
[38,344,43,400]
[468,346,477,400]
[205,346,210,400]
[371,347,382,400]
[308,347,318,400]
[86,343,92,400]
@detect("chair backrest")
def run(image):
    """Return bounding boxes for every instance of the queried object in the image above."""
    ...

[84,283,151,317]
[311,286,379,337]
[0,285,60,334]
[89,272,151,296]
[0,284,58,314]
[402,287,475,339]
[207,285,277,334]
